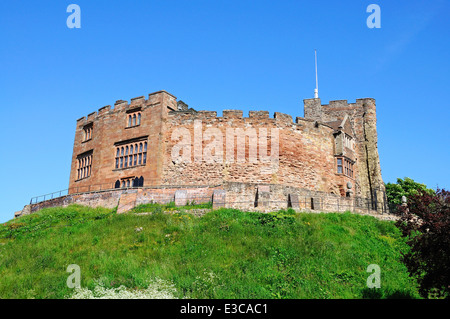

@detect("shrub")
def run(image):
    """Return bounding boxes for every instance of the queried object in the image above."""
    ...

[385,177,435,214]
[395,188,450,298]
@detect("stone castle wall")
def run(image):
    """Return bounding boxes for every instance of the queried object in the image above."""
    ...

[69,91,177,193]
[16,90,389,218]
[162,109,357,197]
[16,182,391,220]
[304,98,386,205]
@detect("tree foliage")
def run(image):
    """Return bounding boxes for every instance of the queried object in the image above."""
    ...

[385,177,435,213]
[395,188,450,298]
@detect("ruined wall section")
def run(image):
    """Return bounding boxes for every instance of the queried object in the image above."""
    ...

[69,91,177,193]
[162,109,346,195]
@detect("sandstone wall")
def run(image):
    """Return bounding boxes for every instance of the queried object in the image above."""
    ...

[16,183,390,219]
[162,110,354,195]
[69,91,177,193]
[17,185,218,217]
[304,98,387,213]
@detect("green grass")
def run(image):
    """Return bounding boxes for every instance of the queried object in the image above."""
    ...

[129,200,212,214]
[0,204,421,299]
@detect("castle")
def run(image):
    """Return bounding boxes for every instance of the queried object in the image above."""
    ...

[17,90,388,217]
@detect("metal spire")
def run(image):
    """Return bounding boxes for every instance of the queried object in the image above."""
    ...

[314,49,319,99]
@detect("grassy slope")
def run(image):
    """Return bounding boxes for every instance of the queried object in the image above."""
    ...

[0,204,420,299]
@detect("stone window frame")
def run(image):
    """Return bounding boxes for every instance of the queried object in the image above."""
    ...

[336,156,354,178]
[114,176,144,189]
[126,108,142,128]
[113,137,148,170]
[343,133,354,150]
[82,123,93,142]
[76,150,93,181]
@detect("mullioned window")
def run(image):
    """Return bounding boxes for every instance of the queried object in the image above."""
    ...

[115,141,147,169]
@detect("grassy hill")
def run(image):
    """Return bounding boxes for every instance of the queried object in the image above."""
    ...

[0,204,421,299]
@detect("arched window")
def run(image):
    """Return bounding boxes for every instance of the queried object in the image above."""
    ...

[115,180,120,189]
[121,181,125,188]
[139,143,143,152]
[130,145,133,154]
[76,152,92,180]
[138,113,141,125]
[144,142,147,152]
[138,176,144,187]
[121,147,124,156]
[125,146,129,155]
[128,115,132,127]
[126,180,130,188]
[116,148,120,157]
[133,177,139,187]
[132,114,136,126]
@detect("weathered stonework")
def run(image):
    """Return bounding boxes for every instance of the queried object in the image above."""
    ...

[304,97,387,213]
[17,90,388,218]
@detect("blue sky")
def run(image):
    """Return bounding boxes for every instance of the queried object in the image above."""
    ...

[0,0,449,222]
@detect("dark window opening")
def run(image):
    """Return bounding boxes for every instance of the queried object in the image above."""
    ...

[336,157,353,178]
[337,158,343,174]
[114,140,148,170]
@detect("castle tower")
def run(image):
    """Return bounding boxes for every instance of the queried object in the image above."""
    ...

[303,97,387,213]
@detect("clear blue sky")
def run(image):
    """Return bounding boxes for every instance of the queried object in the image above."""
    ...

[1,0,449,222]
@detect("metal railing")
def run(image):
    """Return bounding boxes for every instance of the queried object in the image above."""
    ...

[30,185,390,216]
[30,182,123,205]
[29,183,219,205]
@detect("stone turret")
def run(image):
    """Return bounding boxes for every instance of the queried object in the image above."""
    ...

[303,97,387,213]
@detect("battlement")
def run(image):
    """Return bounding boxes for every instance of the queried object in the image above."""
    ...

[75,90,373,137]
[249,111,270,119]
[303,97,376,123]
[77,90,363,131]
[305,97,375,109]
[61,89,388,220]
[168,107,335,133]
[76,90,177,125]
[322,98,375,109]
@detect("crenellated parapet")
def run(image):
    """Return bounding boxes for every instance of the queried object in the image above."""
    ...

[16,89,391,220]
[303,96,385,212]
[168,107,335,134]
[75,90,177,127]
[67,89,387,217]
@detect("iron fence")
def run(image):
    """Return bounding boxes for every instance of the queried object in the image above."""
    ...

[30,182,131,205]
